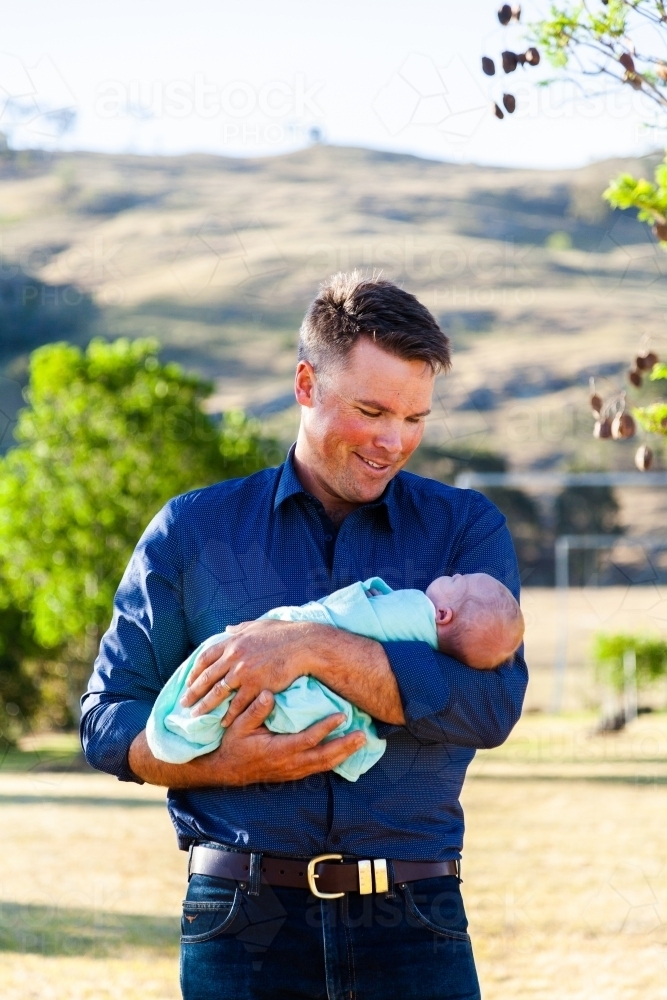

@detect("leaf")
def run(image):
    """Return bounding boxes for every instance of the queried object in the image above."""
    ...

[0,339,283,648]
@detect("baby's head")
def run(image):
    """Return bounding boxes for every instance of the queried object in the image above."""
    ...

[425,573,524,669]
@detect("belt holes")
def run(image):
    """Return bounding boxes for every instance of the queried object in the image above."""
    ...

[280,869,285,874]
[244,865,249,870]
[299,872,303,877]
[262,867,266,872]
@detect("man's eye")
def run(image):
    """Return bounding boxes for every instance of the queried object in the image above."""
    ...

[359,409,381,418]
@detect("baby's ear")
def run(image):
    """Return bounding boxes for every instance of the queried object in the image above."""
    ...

[436,607,454,626]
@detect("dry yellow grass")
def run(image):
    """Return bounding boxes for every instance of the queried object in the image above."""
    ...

[1,713,666,999]
[521,586,667,712]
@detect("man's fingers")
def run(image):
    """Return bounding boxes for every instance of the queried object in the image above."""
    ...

[189,677,235,719]
[287,712,347,751]
[187,641,228,686]
[230,690,276,733]
[297,730,366,775]
[182,660,232,708]
[220,686,256,727]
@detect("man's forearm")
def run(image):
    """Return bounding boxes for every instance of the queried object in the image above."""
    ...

[127,694,368,789]
[308,627,405,725]
[128,730,220,787]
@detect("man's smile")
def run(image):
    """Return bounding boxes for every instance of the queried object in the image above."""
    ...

[354,452,393,473]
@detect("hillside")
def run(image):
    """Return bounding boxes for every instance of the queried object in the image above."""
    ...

[1,143,666,520]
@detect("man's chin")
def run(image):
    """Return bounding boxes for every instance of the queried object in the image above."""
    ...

[344,473,393,504]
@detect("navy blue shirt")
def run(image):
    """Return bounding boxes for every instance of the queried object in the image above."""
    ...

[80,453,527,860]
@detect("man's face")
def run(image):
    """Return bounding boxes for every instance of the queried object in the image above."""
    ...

[294,337,435,506]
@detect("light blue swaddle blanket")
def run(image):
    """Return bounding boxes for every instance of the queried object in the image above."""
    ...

[146,577,438,781]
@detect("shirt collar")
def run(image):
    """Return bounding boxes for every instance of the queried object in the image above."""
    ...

[274,444,397,531]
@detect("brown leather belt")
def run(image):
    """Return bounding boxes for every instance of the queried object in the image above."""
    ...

[189,845,459,898]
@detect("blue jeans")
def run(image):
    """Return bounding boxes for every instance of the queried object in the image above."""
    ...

[180,865,481,1000]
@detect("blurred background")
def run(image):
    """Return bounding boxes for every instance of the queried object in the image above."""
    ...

[1,3,667,999]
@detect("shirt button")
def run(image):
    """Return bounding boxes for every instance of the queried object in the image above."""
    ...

[330,834,341,845]
[324,534,333,542]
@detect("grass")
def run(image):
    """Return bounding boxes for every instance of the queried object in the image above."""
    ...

[1,713,666,999]
[1,733,87,773]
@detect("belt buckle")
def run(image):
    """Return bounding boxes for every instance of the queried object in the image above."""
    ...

[307,853,345,898]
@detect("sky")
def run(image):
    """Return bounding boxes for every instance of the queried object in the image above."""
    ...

[1,0,666,170]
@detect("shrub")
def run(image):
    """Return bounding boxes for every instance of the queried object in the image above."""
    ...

[593,633,667,692]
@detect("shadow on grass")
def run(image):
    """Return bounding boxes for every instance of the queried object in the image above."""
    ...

[0,793,165,808]
[0,902,179,957]
[471,774,667,785]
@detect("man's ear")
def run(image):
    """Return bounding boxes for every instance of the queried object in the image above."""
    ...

[436,607,454,626]
[295,361,317,408]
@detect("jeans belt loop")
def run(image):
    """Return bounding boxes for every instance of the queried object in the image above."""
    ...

[187,844,194,881]
[384,858,396,899]
[248,851,262,896]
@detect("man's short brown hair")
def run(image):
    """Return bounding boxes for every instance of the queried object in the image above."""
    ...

[298,272,451,375]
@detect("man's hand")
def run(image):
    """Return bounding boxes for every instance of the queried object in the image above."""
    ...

[128,690,366,788]
[179,618,406,728]
[180,619,316,727]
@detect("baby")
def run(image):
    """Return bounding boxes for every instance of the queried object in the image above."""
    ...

[425,572,524,668]
[146,573,524,781]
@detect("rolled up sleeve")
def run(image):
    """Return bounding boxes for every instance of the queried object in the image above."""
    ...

[80,498,189,782]
[379,489,528,748]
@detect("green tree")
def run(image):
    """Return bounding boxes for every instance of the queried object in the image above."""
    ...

[0,337,281,726]
[0,598,44,742]
[529,2,667,444]
[532,2,667,253]
[633,363,667,434]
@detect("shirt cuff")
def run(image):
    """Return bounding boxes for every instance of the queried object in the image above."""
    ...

[80,699,154,783]
[381,641,451,739]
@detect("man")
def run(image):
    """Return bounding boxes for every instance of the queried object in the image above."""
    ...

[81,273,528,1000]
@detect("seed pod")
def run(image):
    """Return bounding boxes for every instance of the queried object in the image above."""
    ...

[502,50,518,73]
[611,411,636,439]
[653,222,667,241]
[482,56,496,76]
[636,351,658,370]
[619,53,635,73]
[498,3,512,24]
[493,102,504,119]
[594,418,612,439]
[524,47,540,66]
[623,70,642,90]
[502,93,516,113]
[589,377,603,416]
[635,445,653,471]
[628,368,642,387]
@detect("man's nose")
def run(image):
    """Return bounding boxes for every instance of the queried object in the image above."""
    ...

[373,421,403,455]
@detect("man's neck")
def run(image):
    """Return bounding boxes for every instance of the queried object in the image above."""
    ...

[291,448,360,526]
